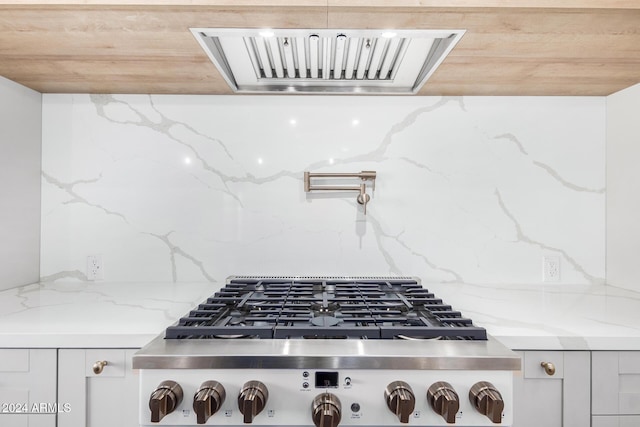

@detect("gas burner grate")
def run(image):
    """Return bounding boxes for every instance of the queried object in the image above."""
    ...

[165,278,487,340]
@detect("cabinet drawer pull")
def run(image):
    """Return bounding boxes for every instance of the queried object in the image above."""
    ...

[540,361,556,376]
[92,360,108,374]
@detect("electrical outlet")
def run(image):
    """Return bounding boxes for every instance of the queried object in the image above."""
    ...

[543,256,560,282]
[87,255,103,281]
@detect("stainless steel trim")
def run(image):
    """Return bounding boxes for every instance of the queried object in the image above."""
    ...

[189,28,465,94]
[133,335,521,371]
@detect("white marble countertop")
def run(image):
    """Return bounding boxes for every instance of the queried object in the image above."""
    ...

[0,281,215,348]
[1,281,639,350]
[427,282,640,351]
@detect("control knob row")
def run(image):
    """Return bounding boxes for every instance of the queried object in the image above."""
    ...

[384,380,504,424]
[149,379,504,425]
[149,380,268,424]
[316,382,502,426]
[384,381,459,424]
[385,381,458,424]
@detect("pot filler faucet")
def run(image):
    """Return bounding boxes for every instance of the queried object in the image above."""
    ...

[304,170,377,214]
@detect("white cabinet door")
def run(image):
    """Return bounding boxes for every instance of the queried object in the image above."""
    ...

[0,349,56,427]
[593,351,640,416]
[513,351,590,427]
[58,349,139,427]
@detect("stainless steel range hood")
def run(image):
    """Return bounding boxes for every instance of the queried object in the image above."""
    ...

[190,28,465,94]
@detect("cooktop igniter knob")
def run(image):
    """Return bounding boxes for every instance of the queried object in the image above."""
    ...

[427,381,460,424]
[149,380,184,423]
[384,381,415,423]
[193,380,226,424]
[312,392,342,427]
[238,380,269,423]
[469,381,504,424]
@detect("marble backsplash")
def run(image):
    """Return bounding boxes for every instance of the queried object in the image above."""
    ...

[40,94,605,285]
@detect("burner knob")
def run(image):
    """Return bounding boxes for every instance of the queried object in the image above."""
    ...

[312,393,342,427]
[469,381,504,424]
[427,381,460,424]
[238,381,269,423]
[384,381,415,423]
[193,381,226,424]
[149,380,183,422]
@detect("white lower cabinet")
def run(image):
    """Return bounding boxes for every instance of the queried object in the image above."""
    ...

[5,347,640,427]
[58,349,139,427]
[0,349,57,427]
[513,351,590,427]
[592,351,640,419]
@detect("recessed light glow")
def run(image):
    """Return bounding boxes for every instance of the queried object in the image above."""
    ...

[184,157,192,165]
[381,31,397,38]
[328,158,334,165]
[259,30,275,38]
[352,119,360,126]
[290,118,297,125]
[257,158,264,165]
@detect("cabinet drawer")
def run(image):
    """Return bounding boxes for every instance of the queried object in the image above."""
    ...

[522,351,564,379]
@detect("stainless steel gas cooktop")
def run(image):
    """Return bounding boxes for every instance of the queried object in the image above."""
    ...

[133,276,520,427]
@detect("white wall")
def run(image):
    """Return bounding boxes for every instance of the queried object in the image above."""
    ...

[40,94,605,285]
[606,83,640,291]
[0,77,42,290]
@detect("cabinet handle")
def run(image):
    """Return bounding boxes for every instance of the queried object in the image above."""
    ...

[540,361,556,376]
[93,360,108,374]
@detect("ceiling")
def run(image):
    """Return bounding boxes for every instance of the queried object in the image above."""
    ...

[1,0,639,96]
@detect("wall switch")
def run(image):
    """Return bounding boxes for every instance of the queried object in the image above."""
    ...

[87,255,103,281]
[543,255,560,282]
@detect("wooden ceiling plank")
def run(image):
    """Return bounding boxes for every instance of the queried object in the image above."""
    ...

[0,5,328,30]
[1,4,639,95]
[419,82,628,96]
[327,0,640,9]
[326,7,640,34]
[1,0,638,9]
[0,1,327,6]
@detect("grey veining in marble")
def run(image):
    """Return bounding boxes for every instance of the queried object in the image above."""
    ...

[40,95,605,285]
[2,281,640,350]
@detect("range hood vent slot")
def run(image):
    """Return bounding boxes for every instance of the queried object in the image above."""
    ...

[190,28,465,94]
